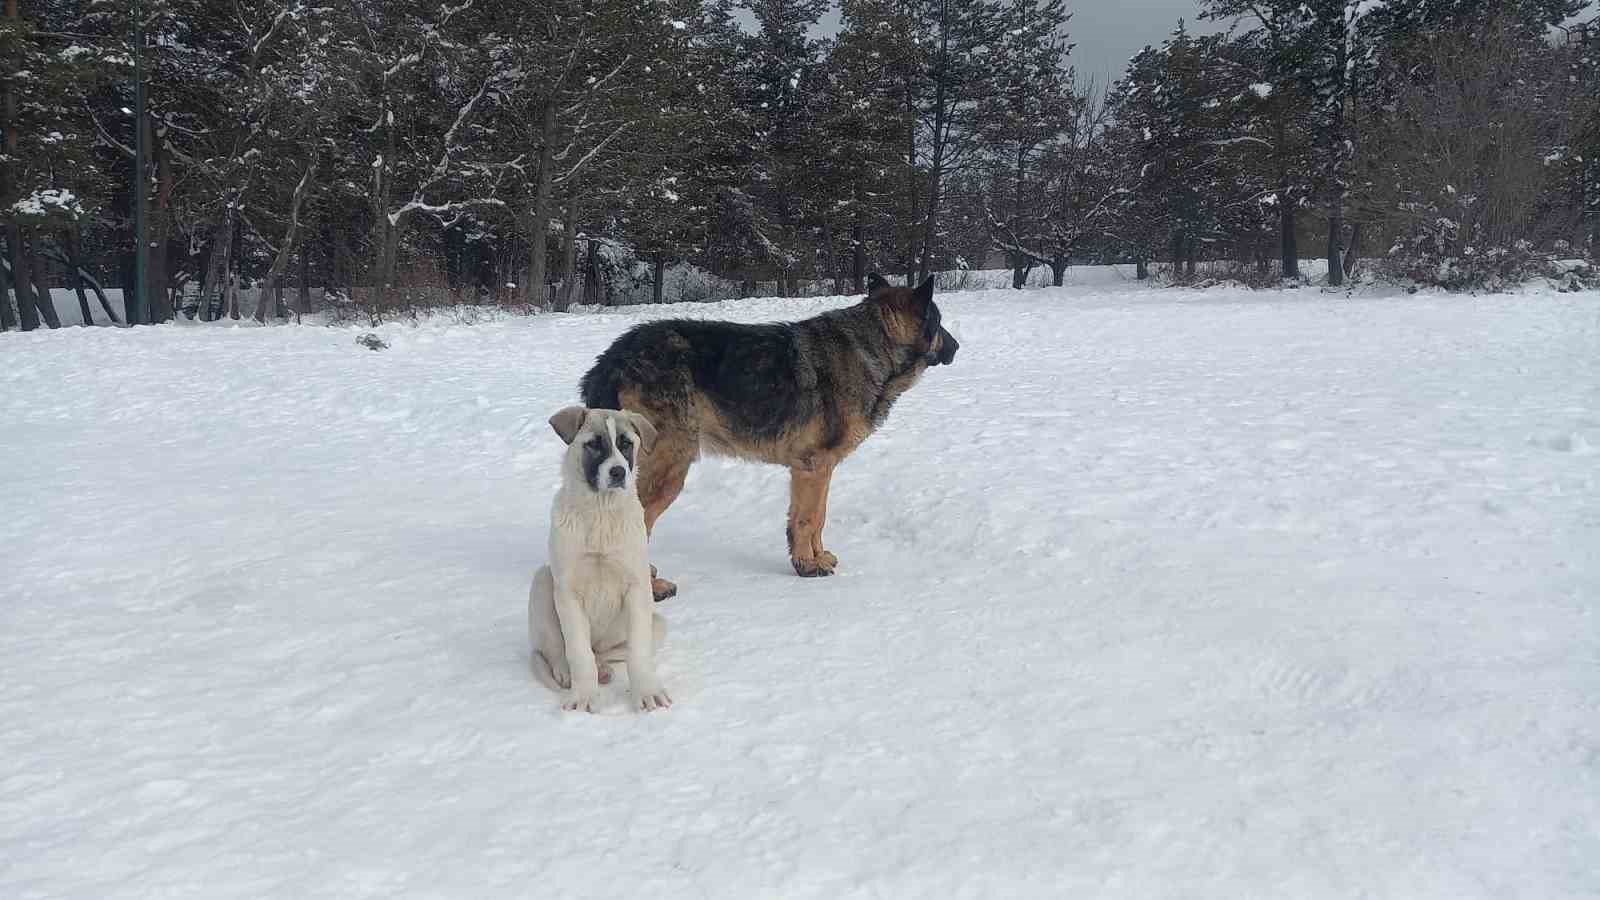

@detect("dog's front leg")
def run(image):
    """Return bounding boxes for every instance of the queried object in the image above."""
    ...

[625,578,672,712]
[787,463,838,577]
[555,584,601,713]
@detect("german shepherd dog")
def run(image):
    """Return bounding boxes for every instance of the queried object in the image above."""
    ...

[579,274,959,601]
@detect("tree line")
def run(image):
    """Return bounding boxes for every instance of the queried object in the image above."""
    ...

[1,0,1595,330]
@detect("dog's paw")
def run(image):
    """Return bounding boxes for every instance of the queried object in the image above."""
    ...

[651,576,678,603]
[547,657,572,689]
[791,556,836,578]
[817,549,838,569]
[561,688,600,713]
[632,684,673,712]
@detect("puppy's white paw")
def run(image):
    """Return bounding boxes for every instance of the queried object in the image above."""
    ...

[561,688,599,713]
[632,683,673,712]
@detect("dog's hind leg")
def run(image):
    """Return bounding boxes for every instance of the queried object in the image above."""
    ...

[812,468,838,570]
[528,566,571,691]
[593,614,666,685]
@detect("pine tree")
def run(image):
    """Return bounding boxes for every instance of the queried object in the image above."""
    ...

[824,0,923,289]
[974,0,1074,287]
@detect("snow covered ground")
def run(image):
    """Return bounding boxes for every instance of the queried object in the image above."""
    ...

[3,281,1597,898]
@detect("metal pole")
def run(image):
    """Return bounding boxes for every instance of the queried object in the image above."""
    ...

[130,0,149,325]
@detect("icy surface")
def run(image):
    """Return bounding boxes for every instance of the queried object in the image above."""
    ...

[2,283,1598,898]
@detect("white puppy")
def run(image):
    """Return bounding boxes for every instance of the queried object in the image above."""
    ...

[529,406,671,713]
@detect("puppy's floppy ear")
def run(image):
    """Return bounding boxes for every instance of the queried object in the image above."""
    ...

[623,411,657,451]
[866,272,890,294]
[548,406,587,445]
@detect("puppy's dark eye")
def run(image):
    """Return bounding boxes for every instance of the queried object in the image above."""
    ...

[586,438,603,453]
[618,435,632,451]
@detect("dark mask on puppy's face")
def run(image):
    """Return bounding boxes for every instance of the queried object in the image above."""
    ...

[548,406,658,493]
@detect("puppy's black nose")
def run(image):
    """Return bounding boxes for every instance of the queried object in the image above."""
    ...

[608,465,626,484]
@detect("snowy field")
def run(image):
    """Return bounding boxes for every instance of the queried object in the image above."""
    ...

[3,280,1598,898]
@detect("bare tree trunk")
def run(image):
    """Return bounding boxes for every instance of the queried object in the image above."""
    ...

[1136,257,1148,280]
[65,231,94,326]
[197,211,234,320]
[1326,208,1343,287]
[254,155,316,322]
[1010,253,1028,289]
[917,165,942,284]
[90,277,118,324]
[1343,221,1362,278]
[651,253,666,305]
[0,250,14,330]
[29,236,61,328]
[145,110,174,322]
[1050,256,1068,287]
[227,216,243,320]
[370,217,403,312]
[850,199,864,293]
[296,247,311,321]
[525,102,558,308]
[1324,26,1347,289]
[557,186,581,311]
[1275,107,1299,281]
[1281,204,1298,279]
[182,248,206,319]
[1173,231,1196,280]
[6,227,39,330]
[584,238,602,306]
[903,74,918,287]
[1,0,34,331]
[825,220,844,295]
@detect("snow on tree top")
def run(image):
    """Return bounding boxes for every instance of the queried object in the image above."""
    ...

[12,188,86,222]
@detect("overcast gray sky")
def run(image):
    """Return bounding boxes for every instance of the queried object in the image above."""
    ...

[1051,0,1225,85]
[736,1,1225,89]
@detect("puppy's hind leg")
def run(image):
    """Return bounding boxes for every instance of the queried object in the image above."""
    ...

[593,614,667,670]
[594,616,666,686]
[527,566,571,691]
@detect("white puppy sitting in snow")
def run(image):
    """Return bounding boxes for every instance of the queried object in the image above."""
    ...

[529,406,671,713]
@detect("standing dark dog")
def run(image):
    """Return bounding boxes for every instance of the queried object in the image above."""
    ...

[579,273,959,600]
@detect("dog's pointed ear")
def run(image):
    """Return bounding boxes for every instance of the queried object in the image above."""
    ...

[623,411,657,451]
[548,406,587,445]
[866,273,890,294]
[912,275,935,309]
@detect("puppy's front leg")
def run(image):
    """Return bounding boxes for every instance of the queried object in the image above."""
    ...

[555,582,601,713]
[625,577,671,712]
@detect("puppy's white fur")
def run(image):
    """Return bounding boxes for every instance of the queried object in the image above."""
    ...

[529,406,670,713]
